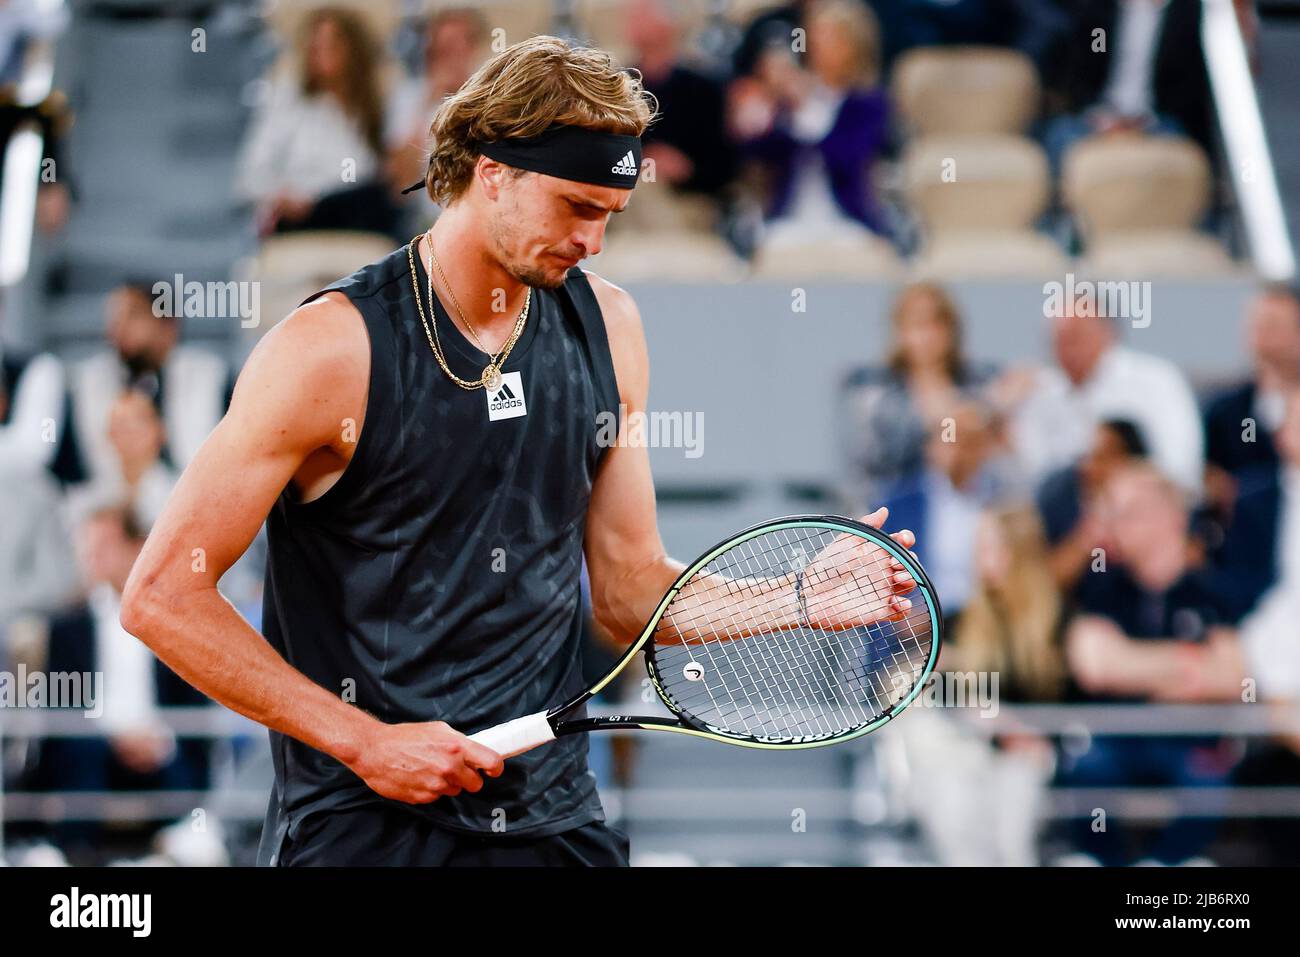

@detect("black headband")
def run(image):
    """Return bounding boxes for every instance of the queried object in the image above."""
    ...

[402,124,642,195]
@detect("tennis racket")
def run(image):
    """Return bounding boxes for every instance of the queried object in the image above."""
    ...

[469,514,942,758]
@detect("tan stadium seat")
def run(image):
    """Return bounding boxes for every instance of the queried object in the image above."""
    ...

[587,233,748,282]
[910,231,1067,280]
[1077,231,1242,279]
[751,232,903,280]
[1063,134,1236,275]
[892,46,1039,137]
[1062,134,1213,241]
[233,231,398,348]
[252,230,398,283]
[903,134,1050,232]
[902,134,1062,277]
[608,184,719,235]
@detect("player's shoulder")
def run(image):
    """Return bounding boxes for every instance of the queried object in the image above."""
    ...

[578,268,644,339]
[578,268,648,397]
[276,291,367,355]
[237,291,369,407]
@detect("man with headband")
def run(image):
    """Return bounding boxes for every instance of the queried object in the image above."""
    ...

[120,36,911,866]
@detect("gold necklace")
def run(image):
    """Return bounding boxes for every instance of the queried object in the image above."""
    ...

[425,228,529,391]
[427,229,498,363]
[407,234,530,391]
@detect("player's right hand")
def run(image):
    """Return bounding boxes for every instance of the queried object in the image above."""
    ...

[348,721,506,805]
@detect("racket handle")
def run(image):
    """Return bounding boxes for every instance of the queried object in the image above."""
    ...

[468,711,556,759]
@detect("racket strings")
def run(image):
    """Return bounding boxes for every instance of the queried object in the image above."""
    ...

[661,528,881,736]
[651,525,935,741]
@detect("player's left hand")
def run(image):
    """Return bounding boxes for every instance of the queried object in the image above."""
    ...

[800,507,917,629]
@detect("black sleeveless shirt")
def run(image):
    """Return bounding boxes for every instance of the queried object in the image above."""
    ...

[257,243,620,860]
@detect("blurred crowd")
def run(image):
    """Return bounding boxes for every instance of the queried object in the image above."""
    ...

[224,0,1252,274]
[0,0,1292,866]
[0,276,264,863]
[843,279,1300,865]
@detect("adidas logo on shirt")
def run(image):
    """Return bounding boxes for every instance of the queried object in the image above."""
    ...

[486,371,527,421]
[610,150,638,177]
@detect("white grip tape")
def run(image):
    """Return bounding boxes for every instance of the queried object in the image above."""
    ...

[468,711,556,759]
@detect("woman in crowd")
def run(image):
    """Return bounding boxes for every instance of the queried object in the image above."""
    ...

[897,504,1066,865]
[952,505,1069,701]
[730,0,891,247]
[233,6,397,238]
[841,281,996,506]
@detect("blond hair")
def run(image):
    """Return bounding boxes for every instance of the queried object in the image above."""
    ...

[422,35,657,204]
[954,506,1066,701]
[296,6,385,155]
[886,281,967,381]
[808,0,882,89]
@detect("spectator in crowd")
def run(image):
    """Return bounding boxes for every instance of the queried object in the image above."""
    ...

[1065,391,1300,863]
[1203,284,1300,515]
[101,390,177,530]
[626,0,738,202]
[734,0,1066,79]
[1036,418,1148,592]
[899,504,1064,866]
[1209,388,1300,625]
[1000,293,1204,499]
[21,503,213,864]
[731,0,891,247]
[731,0,812,79]
[70,281,229,528]
[1068,392,1300,706]
[881,399,1020,620]
[880,0,1020,53]
[0,313,72,481]
[841,282,995,506]
[1038,0,1213,169]
[385,7,488,231]
[0,466,78,636]
[952,505,1068,702]
[1060,462,1238,865]
[233,5,398,238]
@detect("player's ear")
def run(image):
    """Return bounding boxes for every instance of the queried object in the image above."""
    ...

[476,156,513,201]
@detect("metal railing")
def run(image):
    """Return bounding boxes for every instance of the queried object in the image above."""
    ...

[4,703,1300,825]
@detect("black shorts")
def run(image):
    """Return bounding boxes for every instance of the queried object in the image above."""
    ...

[277,804,630,867]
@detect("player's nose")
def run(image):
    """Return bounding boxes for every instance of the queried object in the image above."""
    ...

[571,220,608,259]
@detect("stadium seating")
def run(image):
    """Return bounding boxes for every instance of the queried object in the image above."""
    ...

[1063,134,1238,277]
[902,133,1066,278]
[892,46,1040,137]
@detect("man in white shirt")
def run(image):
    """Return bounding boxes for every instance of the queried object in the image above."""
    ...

[1005,293,1204,499]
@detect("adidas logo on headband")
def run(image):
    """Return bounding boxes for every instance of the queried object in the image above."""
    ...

[611,150,639,177]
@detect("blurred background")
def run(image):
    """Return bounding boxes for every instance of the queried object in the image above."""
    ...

[2,0,1300,867]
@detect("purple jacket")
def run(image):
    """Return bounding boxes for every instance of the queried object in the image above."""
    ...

[745,87,891,235]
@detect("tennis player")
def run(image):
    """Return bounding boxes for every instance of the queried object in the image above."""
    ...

[121,36,916,866]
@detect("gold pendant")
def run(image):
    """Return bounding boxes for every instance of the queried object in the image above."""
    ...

[483,365,502,391]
